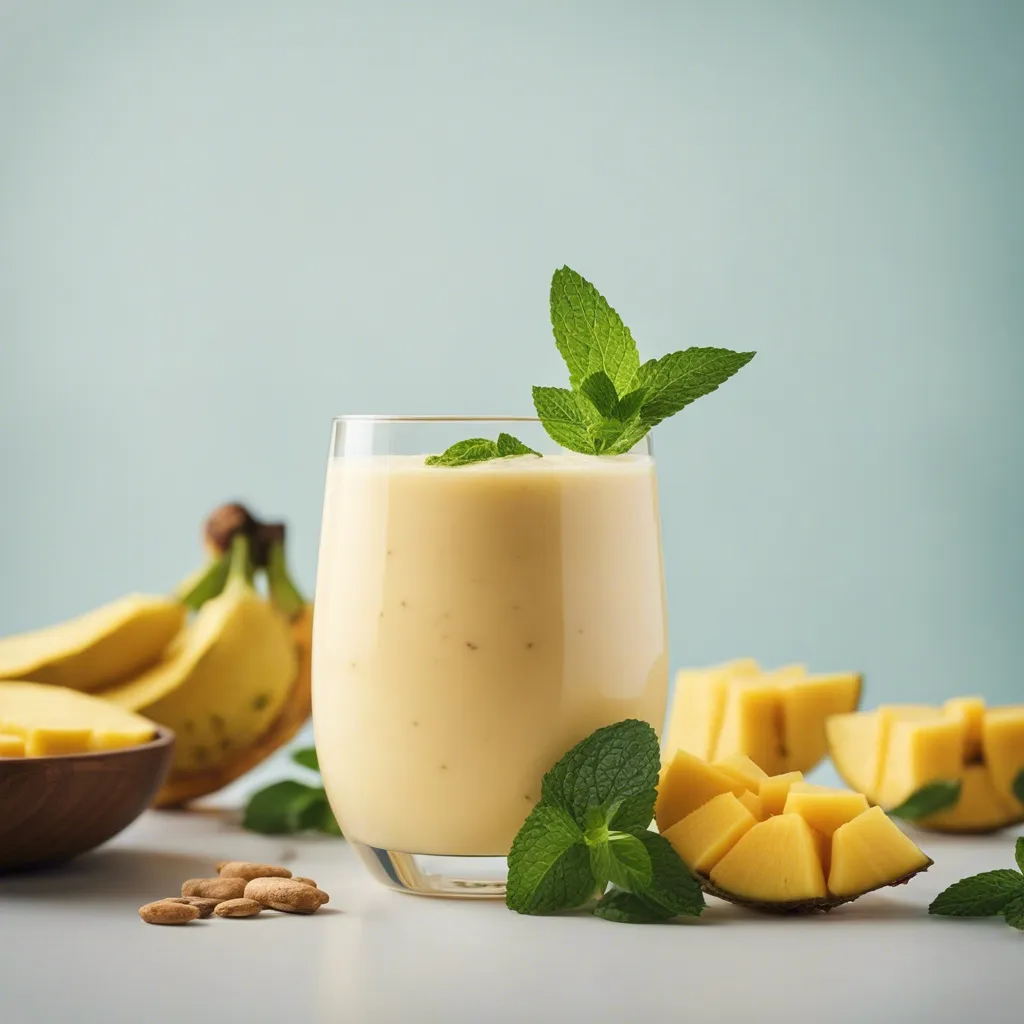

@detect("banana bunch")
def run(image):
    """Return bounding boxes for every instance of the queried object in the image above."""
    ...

[0,504,313,807]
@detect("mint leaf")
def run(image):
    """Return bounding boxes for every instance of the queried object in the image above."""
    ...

[594,889,675,924]
[1004,896,1024,930]
[579,371,620,419]
[540,719,660,828]
[633,829,705,917]
[532,386,596,454]
[243,780,324,835]
[292,747,319,771]
[506,804,596,915]
[1013,768,1024,805]
[888,780,962,820]
[496,433,540,457]
[589,831,652,892]
[1017,836,1024,875]
[605,420,652,455]
[929,870,1024,917]
[550,266,640,394]
[637,348,756,426]
[616,386,647,423]
[607,791,656,833]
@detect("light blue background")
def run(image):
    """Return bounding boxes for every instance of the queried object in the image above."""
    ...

[1,0,1022,719]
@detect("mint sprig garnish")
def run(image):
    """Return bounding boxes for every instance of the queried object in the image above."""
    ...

[425,434,540,468]
[506,719,705,923]
[929,838,1024,931]
[242,747,343,837]
[427,267,755,465]
[888,780,962,820]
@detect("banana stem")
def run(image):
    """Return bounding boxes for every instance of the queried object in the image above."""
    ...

[226,533,255,586]
[176,554,230,611]
[266,538,306,619]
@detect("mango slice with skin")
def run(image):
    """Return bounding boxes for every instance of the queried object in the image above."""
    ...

[710,814,828,905]
[0,681,157,755]
[875,718,964,809]
[758,771,804,816]
[917,765,1019,833]
[662,792,757,874]
[828,806,933,898]
[655,749,747,832]
[783,783,870,837]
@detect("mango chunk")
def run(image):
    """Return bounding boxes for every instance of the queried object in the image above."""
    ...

[828,806,932,898]
[655,748,747,832]
[942,696,986,763]
[0,733,25,756]
[875,718,964,809]
[0,681,157,756]
[780,672,862,776]
[738,790,768,820]
[713,753,769,792]
[783,783,870,837]
[712,669,799,776]
[663,792,757,874]
[710,813,827,903]
[982,707,1024,808]
[918,765,1019,832]
[664,659,760,761]
[758,771,804,816]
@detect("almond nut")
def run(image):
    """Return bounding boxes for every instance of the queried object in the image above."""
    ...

[292,877,317,888]
[181,877,247,900]
[213,898,263,918]
[165,896,220,917]
[139,900,200,925]
[217,861,292,881]
[244,877,330,914]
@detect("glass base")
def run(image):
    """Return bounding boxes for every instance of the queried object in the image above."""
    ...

[351,841,508,898]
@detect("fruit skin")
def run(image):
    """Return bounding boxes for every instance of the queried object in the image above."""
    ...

[0,595,185,693]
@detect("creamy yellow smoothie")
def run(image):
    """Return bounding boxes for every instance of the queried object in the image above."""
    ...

[312,453,668,856]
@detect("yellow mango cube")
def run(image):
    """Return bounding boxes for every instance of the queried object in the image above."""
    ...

[783,782,870,837]
[779,672,861,774]
[828,806,932,898]
[876,718,964,809]
[662,792,757,874]
[758,771,804,816]
[982,707,1024,808]
[655,748,747,832]
[942,696,987,763]
[713,753,769,792]
[0,733,25,756]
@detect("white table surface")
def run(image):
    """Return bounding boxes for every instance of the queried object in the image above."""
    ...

[1,806,1021,1024]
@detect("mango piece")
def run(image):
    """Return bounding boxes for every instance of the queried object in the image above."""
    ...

[876,718,964,809]
[0,595,185,693]
[662,792,758,874]
[918,765,1020,832]
[942,696,986,763]
[779,671,861,773]
[783,782,870,837]
[663,659,760,761]
[710,814,827,903]
[737,789,767,820]
[655,748,747,832]
[0,733,25,756]
[713,753,768,792]
[828,806,932,897]
[758,771,804,815]
[982,707,1024,808]
[0,681,157,756]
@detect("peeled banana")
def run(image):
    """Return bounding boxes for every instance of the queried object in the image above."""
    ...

[100,535,296,774]
[0,594,185,693]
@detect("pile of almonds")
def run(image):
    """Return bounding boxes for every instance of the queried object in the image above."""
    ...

[138,861,330,926]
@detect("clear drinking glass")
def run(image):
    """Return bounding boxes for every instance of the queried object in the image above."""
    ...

[312,416,668,898]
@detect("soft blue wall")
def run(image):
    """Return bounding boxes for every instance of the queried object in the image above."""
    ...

[1,0,1022,714]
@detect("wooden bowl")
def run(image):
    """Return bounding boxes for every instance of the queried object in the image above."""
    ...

[0,728,175,873]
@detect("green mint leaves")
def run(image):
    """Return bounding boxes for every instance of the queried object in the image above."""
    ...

[506,719,705,923]
[242,747,343,837]
[929,838,1024,931]
[1013,767,1024,805]
[425,434,540,468]
[887,780,962,820]
[538,267,755,455]
[427,266,754,465]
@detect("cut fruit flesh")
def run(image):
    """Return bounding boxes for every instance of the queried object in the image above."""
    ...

[710,813,827,904]
[0,681,157,755]
[663,659,760,762]
[780,672,862,777]
[942,696,986,763]
[828,806,932,898]
[0,733,25,756]
[783,783,870,837]
[918,765,1021,832]
[662,792,757,874]
[982,707,1024,808]
[758,771,804,816]
[712,674,790,776]
[738,790,768,820]
[875,718,964,809]
[655,748,747,832]
[713,753,769,792]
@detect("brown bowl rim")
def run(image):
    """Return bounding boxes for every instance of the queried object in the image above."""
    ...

[0,726,175,765]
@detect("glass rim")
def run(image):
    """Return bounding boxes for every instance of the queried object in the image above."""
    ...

[331,414,541,424]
